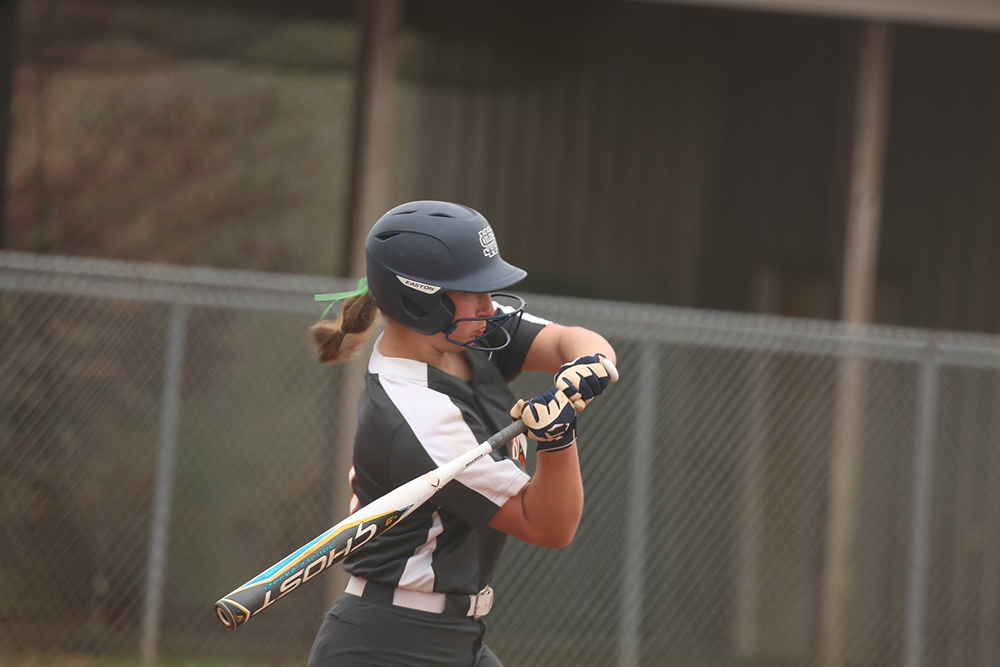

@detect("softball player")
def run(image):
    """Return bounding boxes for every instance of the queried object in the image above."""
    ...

[306,201,616,667]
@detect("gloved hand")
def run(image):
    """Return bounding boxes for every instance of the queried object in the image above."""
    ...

[510,389,577,452]
[554,354,612,411]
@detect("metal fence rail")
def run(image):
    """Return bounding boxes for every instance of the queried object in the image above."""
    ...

[2,250,1000,667]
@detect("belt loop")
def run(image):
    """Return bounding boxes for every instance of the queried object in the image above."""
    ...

[355,577,395,606]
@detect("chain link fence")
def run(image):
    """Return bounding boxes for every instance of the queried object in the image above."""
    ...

[3,250,1000,667]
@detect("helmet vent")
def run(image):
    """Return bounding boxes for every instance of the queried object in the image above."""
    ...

[375,232,400,241]
[429,213,455,218]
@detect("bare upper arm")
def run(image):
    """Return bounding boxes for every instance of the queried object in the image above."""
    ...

[521,323,570,374]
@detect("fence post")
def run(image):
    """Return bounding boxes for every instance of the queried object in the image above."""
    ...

[0,0,17,248]
[821,21,895,667]
[620,345,655,667]
[140,303,188,667]
[903,333,937,667]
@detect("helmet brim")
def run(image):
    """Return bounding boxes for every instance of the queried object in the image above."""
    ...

[433,258,527,294]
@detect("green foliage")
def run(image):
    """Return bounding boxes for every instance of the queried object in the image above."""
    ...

[8,0,356,274]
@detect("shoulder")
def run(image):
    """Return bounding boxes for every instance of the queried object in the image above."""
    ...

[483,304,550,382]
[366,365,483,456]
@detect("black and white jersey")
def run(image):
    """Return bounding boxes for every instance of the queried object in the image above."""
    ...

[343,307,549,596]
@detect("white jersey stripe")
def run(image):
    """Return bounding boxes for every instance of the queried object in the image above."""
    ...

[378,372,529,505]
[396,511,444,593]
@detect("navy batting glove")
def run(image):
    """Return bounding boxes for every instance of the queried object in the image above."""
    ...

[554,354,611,411]
[510,390,578,452]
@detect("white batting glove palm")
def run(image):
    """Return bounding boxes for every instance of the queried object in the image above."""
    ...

[510,390,577,452]
[554,353,612,411]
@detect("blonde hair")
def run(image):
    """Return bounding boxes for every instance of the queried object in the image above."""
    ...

[309,293,380,364]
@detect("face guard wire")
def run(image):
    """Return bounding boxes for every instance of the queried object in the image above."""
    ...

[442,293,525,352]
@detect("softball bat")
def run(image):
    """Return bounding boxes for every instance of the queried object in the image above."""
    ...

[214,357,618,629]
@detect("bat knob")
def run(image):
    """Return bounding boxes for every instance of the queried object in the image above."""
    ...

[215,599,245,630]
[601,356,620,383]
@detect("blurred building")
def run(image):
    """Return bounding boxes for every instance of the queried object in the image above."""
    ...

[1,0,999,331]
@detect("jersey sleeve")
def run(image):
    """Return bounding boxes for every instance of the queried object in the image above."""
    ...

[483,303,551,382]
[382,376,530,529]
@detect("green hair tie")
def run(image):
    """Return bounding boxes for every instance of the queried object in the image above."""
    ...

[315,276,369,319]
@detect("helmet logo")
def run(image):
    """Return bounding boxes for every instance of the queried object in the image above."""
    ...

[479,227,499,258]
[396,275,441,294]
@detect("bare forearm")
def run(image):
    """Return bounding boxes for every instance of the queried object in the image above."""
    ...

[524,323,617,374]
[489,445,584,548]
[520,445,584,547]
[557,326,616,365]
[492,328,615,547]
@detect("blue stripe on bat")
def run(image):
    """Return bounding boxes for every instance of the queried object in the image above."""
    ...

[238,505,414,588]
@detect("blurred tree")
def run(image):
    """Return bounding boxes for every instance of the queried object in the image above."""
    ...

[0,0,354,647]
[7,0,355,273]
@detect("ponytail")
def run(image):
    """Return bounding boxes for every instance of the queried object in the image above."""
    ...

[309,291,379,365]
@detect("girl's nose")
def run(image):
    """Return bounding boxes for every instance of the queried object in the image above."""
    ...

[476,292,494,316]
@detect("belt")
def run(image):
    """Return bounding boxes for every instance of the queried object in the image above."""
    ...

[345,575,494,619]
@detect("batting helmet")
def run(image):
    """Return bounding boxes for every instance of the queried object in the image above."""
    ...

[365,201,526,348]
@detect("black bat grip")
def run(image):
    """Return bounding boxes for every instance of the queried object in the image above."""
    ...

[487,419,529,452]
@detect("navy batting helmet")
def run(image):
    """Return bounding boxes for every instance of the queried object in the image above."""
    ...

[365,201,526,349]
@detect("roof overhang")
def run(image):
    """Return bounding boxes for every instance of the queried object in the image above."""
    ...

[633,0,1000,32]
